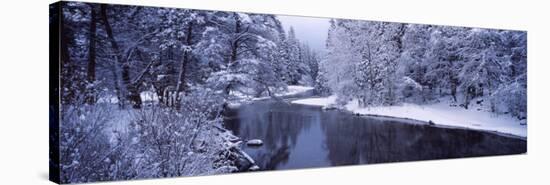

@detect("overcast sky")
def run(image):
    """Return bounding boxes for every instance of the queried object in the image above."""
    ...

[277,15,330,52]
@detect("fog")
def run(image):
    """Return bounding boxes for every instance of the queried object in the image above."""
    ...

[277,15,330,52]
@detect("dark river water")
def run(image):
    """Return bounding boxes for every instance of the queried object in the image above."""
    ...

[223,100,527,171]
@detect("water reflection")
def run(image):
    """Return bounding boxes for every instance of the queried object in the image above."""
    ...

[224,101,526,171]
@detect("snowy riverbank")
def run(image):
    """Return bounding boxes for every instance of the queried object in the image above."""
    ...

[255,85,314,99]
[292,96,527,138]
[227,85,314,108]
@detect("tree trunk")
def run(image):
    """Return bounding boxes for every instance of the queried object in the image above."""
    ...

[110,62,124,108]
[225,14,242,98]
[85,5,97,105]
[59,2,77,105]
[175,22,194,110]
[176,22,193,97]
[100,4,142,108]
[230,13,241,64]
[463,86,474,109]
[450,76,457,102]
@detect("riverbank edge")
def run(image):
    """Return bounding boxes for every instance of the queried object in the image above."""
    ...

[217,88,320,173]
[293,102,527,141]
[213,124,260,172]
[221,92,526,173]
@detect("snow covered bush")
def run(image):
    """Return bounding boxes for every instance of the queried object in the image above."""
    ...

[59,89,238,183]
[399,76,425,103]
[490,74,527,120]
[126,88,237,178]
[129,107,227,177]
[59,104,116,183]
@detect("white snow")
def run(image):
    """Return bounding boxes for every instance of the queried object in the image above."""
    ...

[230,85,314,105]
[249,165,260,171]
[226,102,243,109]
[292,96,527,137]
[253,85,314,99]
[246,139,263,146]
[140,91,159,102]
[292,95,337,106]
[97,94,119,104]
[284,85,314,96]
[237,13,252,23]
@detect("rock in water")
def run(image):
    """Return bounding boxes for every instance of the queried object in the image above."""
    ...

[246,139,263,146]
[322,106,337,111]
[249,165,260,171]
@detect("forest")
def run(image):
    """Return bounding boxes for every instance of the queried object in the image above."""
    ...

[52,2,318,183]
[317,19,526,119]
[51,1,526,184]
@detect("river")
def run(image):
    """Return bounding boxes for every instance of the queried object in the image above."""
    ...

[223,98,526,171]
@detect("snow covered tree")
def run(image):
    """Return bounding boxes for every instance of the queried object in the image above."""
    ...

[459,31,505,109]
[58,2,91,105]
[280,27,308,85]
[322,19,357,104]
[322,18,526,118]
[487,31,527,118]
[397,24,432,103]
[323,20,405,106]
[315,59,332,95]
[201,13,289,102]
[298,43,319,85]
[144,8,216,109]
[424,26,471,103]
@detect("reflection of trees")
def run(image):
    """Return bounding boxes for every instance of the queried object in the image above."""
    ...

[261,146,290,170]
[225,102,315,170]
[225,101,526,170]
[320,115,527,165]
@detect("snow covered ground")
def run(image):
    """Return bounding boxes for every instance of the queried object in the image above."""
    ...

[292,95,338,107]
[228,85,314,108]
[292,95,527,138]
[284,85,315,96]
[251,85,314,100]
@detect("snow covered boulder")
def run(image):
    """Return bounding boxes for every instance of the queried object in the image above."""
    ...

[249,165,260,171]
[227,135,241,143]
[246,139,263,146]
